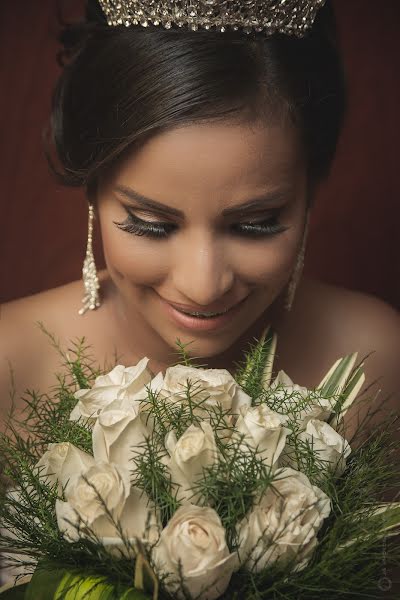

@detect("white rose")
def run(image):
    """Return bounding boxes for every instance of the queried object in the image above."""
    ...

[152,505,237,600]
[160,365,251,417]
[70,358,153,422]
[237,467,331,572]
[56,462,158,555]
[235,405,290,467]
[146,371,165,394]
[1,444,94,582]
[165,422,218,503]
[270,371,334,425]
[289,418,351,477]
[92,398,152,470]
[58,461,130,526]
[34,442,94,494]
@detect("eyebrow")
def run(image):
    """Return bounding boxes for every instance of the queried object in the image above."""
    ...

[114,184,289,218]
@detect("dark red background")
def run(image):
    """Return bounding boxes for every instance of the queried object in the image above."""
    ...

[1,1,399,308]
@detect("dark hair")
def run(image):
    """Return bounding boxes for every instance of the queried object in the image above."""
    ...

[47,0,346,195]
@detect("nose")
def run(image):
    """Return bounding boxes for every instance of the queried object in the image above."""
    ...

[171,232,234,308]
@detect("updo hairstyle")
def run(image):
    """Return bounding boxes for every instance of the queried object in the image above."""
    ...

[47,0,346,196]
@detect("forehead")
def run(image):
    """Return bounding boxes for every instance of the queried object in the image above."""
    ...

[112,119,303,203]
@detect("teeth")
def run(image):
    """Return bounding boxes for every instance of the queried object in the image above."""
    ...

[178,308,228,318]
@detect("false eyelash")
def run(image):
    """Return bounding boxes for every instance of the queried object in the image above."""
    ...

[231,218,288,237]
[114,210,288,240]
[114,213,175,239]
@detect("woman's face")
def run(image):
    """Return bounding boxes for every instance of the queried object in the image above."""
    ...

[96,118,308,361]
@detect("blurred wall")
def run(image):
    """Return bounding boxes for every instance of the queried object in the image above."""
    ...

[0,0,399,308]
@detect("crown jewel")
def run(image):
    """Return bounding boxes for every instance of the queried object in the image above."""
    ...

[98,0,326,37]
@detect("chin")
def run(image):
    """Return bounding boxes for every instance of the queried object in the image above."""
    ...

[162,323,251,361]
[156,294,273,361]
[185,339,234,359]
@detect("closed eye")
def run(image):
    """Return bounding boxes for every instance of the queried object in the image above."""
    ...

[114,209,289,240]
[114,212,176,239]
[230,216,288,238]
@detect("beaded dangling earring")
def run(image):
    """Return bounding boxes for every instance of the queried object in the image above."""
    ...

[79,203,101,315]
[284,212,310,312]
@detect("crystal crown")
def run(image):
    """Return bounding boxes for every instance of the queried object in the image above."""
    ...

[98,0,326,37]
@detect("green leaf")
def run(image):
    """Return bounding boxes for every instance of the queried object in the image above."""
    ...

[318,353,360,397]
[24,568,64,600]
[261,329,277,389]
[24,568,152,600]
[329,363,366,428]
[55,573,115,600]
[119,590,152,600]
[236,326,277,397]
[0,583,28,599]
[368,502,400,536]
[318,353,367,429]
[337,502,400,551]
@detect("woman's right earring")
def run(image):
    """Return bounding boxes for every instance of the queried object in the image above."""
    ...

[79,203,101,316]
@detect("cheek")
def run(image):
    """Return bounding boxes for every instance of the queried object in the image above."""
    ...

[229,193,308,288]
[98,195,303,295]
[100,223,169,286]
[102,228,299,292]
[231,231,300,288]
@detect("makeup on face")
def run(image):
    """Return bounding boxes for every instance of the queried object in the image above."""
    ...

[97,119,308,357]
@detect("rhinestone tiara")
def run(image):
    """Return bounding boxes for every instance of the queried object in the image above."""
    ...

[97,1,327,37]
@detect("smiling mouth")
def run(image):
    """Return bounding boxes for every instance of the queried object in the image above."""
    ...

[173,307,232,318]
[164,296,248,319]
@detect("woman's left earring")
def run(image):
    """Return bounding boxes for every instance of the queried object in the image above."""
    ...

[79,203,101,316]
[284,212,310,312]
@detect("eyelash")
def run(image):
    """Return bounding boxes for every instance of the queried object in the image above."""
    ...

[114,210,288,240]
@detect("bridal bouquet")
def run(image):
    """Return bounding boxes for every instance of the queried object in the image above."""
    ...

[0,327,399,599]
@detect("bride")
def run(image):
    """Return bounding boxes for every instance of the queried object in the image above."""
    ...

[0,0,398,441]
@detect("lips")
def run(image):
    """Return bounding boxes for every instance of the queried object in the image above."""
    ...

[163,298,244,315]
[158,294,249,333]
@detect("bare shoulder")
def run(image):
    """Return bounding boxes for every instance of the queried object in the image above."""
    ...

[0,275,111,419]
[306,281,400,366]
[277,278,399,389]
[298,278,399,353]
[0,279,83,347]
[279,278,400,435]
